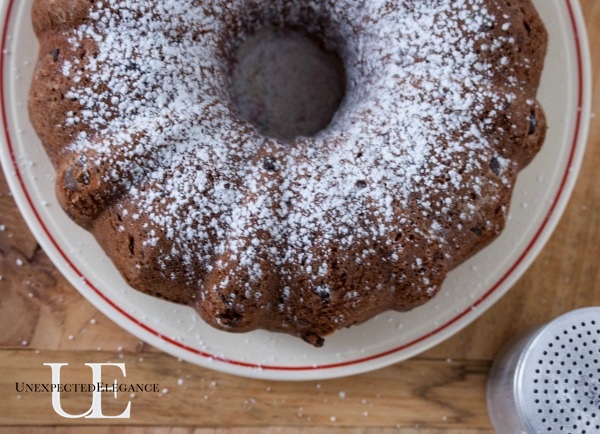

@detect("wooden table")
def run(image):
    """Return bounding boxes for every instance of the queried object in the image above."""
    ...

[1,1,599,432]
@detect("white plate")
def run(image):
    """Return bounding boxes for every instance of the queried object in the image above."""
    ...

[0,0,592,380]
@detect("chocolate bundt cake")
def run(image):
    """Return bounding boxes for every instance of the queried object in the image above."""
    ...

[29,0,547,346]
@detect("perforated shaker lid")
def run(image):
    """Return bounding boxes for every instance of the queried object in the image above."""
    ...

[516,307,600,433]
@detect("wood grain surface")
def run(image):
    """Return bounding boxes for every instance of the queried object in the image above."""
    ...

[1,0,599,432]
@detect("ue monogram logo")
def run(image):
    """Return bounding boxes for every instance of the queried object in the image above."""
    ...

[44,363,132,419]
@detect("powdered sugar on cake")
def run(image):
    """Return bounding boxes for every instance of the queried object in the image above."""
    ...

[55,0,537,316]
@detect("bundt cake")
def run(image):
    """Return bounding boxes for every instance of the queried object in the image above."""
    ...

[29,0,548,346]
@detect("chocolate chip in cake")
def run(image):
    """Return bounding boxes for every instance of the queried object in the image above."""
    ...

[528,111,538,135]
[302,333,324,347]
[263,156,278,172]
[470,226,483,236]
[125,61,139,72]
[480,17,495,31]
[316,286,331,303]
[490,156,501,176]
[128,236,135,255]
[218,309,243,327]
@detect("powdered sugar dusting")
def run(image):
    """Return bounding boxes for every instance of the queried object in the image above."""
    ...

[54,0,536,333]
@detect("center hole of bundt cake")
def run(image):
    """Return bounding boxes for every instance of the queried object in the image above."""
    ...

[230,26,346,142]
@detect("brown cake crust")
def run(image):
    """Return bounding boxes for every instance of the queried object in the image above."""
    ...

[29,0,547,346]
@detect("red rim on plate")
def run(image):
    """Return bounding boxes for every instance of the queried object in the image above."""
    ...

[0,0,590,375]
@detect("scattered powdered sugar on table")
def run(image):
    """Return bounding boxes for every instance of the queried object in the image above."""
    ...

[57,0,528,322]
